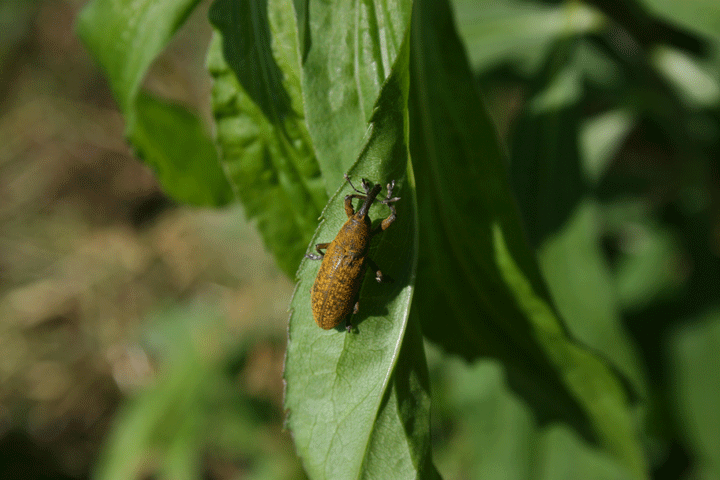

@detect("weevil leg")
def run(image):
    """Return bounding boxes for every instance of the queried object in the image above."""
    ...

[367,257,392,283]
[368,180,400,236]
[344,195,355,216]
[379,205,397,231]
[346,302,360,332]
[344,194,369,217]
[305,243,330,260]
[370,201,398,236]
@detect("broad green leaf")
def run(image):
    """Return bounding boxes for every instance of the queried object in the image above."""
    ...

[538,200,648,400]
[601,199,686,311]
[652,46,720,107]
[510,104,586,248]
[292,0,310,61]
[77,0,232,206]
[537,427,634,480]
[411,0,583,411]
[670,308,720,479]
[510,87,647,400]
[130,94,234,206]
[432,357,634,480]
[285,28,439,479]
[300,0,413,191]
[579,109,636,183]
[439,360,537,480]
[451,0,605,75]
[640,0,720,44]
[207,0,326,277]
[508,40,633,243]
[506,40,649,400]
[409,0,646,477]
[209,0,292,122]
[412,0,588,431]
[77,0,198,112]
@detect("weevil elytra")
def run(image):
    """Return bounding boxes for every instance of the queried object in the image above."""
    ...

[307,175,400,331]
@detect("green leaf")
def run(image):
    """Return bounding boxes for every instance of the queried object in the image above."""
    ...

[412,0,573,399]
[451,0,605,75]
[670,308,720,479]
[579,109,636,183]
[300,0,414,191]
[77,0,233,206]
[207,0,327,277]
[510,84,647,400]
[409,0,646,477]
[284,24,439,478]
[537,427,634,480]
[209,0,292,122]
[131,94,234,206]
[601,199,686,311]
[77,0,198,112]
[538,200,648,400]
[640,0,720,43]
[433,358,634,480]
[510,103,586,248]
[652,45,720,107]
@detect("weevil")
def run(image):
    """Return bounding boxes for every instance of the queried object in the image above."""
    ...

[307,175,400,331]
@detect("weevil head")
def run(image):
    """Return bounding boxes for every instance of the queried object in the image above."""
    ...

[356,183,382,218]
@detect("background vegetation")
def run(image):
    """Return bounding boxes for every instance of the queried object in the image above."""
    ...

[1,0,719,479]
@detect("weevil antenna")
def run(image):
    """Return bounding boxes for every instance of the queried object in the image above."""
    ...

[344,174,366,194]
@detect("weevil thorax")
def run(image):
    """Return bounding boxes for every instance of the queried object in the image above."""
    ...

[340,183,382,254]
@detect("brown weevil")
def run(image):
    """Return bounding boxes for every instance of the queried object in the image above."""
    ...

[306,175,400,331]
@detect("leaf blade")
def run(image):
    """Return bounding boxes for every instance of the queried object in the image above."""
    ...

[77,0,233,206]
[208,0,327,276]
[77,0,200,112]
[300,0,413,190]
[284,12,438,475]
[409,0,646,477]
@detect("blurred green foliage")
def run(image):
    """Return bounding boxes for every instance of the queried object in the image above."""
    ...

[94,303,306,480]
[71,0,720,479]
